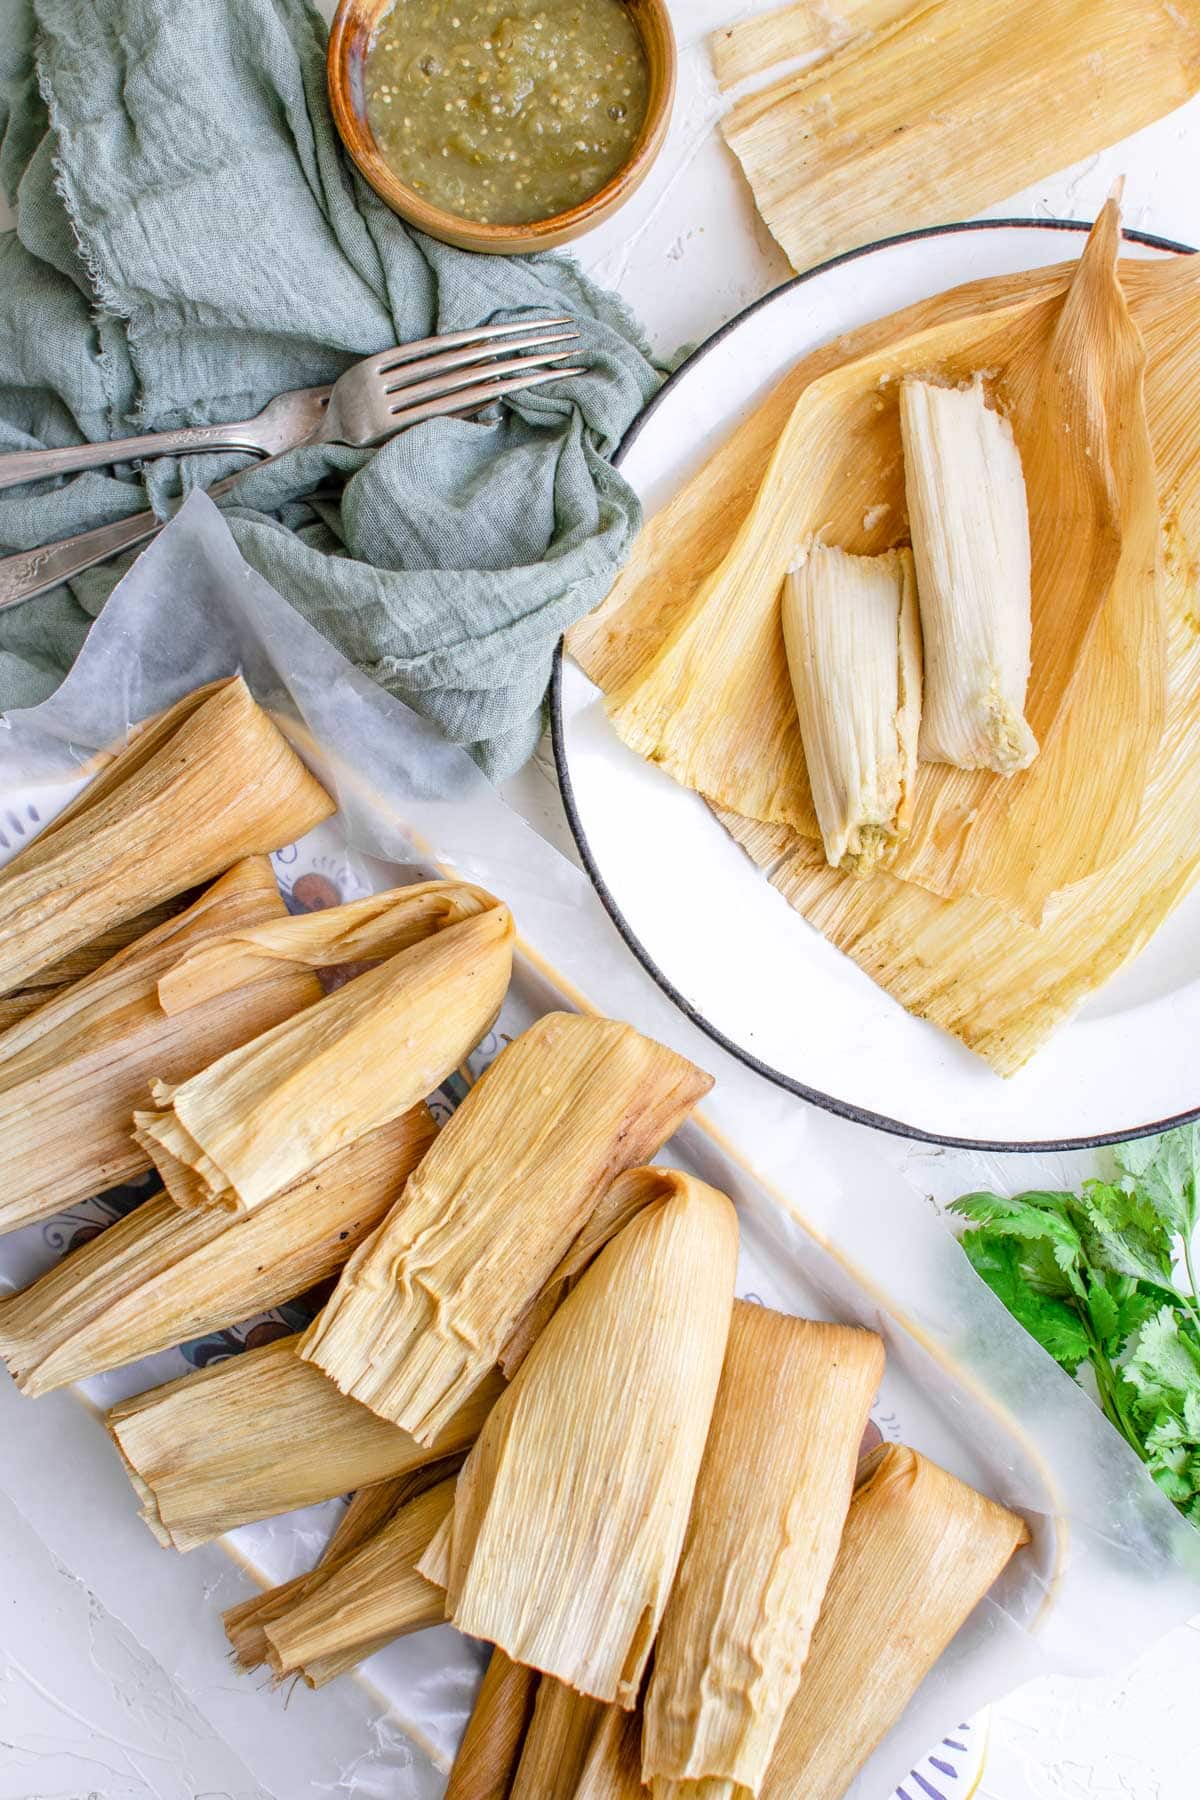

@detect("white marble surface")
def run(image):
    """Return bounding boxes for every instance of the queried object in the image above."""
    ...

[5,1,1200,1795]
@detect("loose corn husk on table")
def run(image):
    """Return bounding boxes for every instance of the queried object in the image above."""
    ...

[0,675,334,998]
[445,1647,540,1800]
[135,883,513,1212]
[417,1170,738,1706]
[0,859,320,1238]
[758,1445,1030,1800]
[257,1475,457,1685]
[643,1304,885,1799]
[781,544,921,875]
[715,0,1200,275]
[300,1017,713,1440]
[107,1333,503,1551]
[0,1105,435,1396]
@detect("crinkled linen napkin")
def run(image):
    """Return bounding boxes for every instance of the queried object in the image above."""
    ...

[0,0,662,775]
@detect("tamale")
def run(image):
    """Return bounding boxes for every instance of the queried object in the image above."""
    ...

[0,859,321,1236]
[106,1334,503,1551]
[715,0,1200,276]
[0,896,189,1030]
[0,676,334,998]
[781,545,921,874]
[446,1648,539,1800]
[135,885,513,1212]
[258,1476,457,1685]
[0,1106,435,1395]
[500,1163,680,1378]
[417,1171,738,1706]
[710,0,912,89]
[602,201,1164,923]
[511,1679,609,1800]
[301,1016,713,1441]
[758,1446,1029,1800]
[643,1305,884,1798]
[900,379,1036,775]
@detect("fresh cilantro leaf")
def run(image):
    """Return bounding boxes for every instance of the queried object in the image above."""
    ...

[1086,1278,1120,1346]
[1117,1126,1199,1243]
[1123,1305,1200,1402]
[1152,1464,1194,1505]
[960,1231,1090,1373]
[949,1192,1086,1297]
[1075,1180,1174,1288]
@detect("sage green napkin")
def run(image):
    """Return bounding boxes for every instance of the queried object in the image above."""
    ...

[0,0,661,775]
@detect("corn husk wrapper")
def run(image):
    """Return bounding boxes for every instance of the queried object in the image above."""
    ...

[0,1105,435,1396]
[0,676,334,999]
[643,1304,884,1798]
[782,545,921,875]
[0,897,190,1032]
[106,1333,503,1551]
[759,1446,1029,1800]
[301,1016,713,1441]
[576,1705,648,1800]
[257,1476,457,1686]
[510,1679,610,1800]
[602,202,1164,924]
[0,859,321,1237]
[710,0,912,89]
[715,0,1200,276]
[446,1648,540,1800]
[135,884,513,1213]
[418,1170,739,1706]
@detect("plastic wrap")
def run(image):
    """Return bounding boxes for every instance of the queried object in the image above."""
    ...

[1,492,1198,1799]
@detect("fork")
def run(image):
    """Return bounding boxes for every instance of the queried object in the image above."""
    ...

[0,318,582,492]
[0,320,585,610]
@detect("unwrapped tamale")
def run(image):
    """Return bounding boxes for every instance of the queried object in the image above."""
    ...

[0,1106,435,1395]
[0,859,321,1236]
[643,1304,884,1798]
[418,1170,738,1706]
[758,1446,1029,1799]
[107,1334,503,1551]
[301,1018,713,1441]
[135,884,513,1212]
[0,677,334,998]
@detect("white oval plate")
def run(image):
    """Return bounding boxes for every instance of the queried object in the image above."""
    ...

[554,220,1200,1150]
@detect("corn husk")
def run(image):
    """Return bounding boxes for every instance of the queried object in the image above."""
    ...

[0,676,334,998]
[715,0,1200,276]
[781,544,921,874]
[710,0,912,89]
[106,1333,503,1551]
[301,1018,713,1441]
[900,378,1037,775]
[0,1105,435,1395]
[603,202,1164,922]
[417,1170,738,1706]
[0,860,320,1237]
[642,1304,884,1798]
[511,1679,610,1800]
[576,1705,648,1800]
[0,897,191,1031]
[758,1445,1029,1800]
[257,1475,457,1686]
[134,884,513,1213]
[499,1163,680,1379]
[446,1648,540,1800]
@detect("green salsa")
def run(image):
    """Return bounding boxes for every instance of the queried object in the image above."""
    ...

[364,0,650,225]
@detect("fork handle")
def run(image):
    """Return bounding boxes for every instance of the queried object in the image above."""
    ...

[0,468,249,610]
[0,422,271,492]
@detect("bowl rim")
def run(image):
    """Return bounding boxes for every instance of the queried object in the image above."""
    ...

[326,0,678,250]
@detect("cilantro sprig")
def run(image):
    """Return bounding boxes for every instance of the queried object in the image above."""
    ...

[950,1125,1200,1523]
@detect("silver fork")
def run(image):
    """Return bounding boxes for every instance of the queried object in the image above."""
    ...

[0,320,585,610]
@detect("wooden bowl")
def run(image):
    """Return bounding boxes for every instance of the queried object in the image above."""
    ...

[327,0,676,254]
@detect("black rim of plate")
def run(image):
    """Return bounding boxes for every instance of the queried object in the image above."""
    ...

[550,216,1199,1154]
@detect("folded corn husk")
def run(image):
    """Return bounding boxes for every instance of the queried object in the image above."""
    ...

[0,897,189,1032]
[0,1106,435,1395]
[716,0,1200,275]
[445,1648,540,1800]
[107,1334,503,1551]
[759,1445,1029,1800]
[900,378,1037,775]
[257,1475,457,1686]
[511,1679,610,1800]
[782,544,921,875]
[301,1018,713,1441]
[0,676,334,998]
[643,1304,884,1799]
[0,859,321,1237]
[576,1706,647,1800]
[418,1170,738,1706]
[135,884,513,1212]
